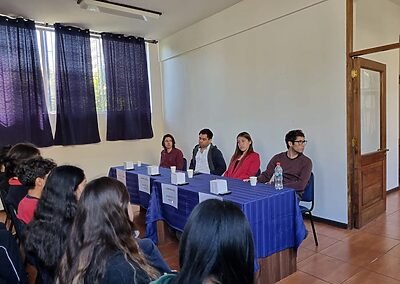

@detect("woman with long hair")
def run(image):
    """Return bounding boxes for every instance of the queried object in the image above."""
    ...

[160,134,185,170]
[57,177,159,284]
[24,165,86,284]
[224,132,260,180]
[152,199,255,284]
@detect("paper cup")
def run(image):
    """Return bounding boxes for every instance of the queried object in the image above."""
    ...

[187,169,194,178]
[137,161,141,167]
[250,176,257,186]
[170,166,176,173]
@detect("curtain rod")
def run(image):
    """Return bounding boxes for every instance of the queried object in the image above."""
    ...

[0,14,158,44]
[35,22,158,44]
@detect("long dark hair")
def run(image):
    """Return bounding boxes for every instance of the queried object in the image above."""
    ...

[4,143,40,178]
[174,199,254,284]
[24,165,85,270]
[230,132,254,163]
[57,177,159,284]
[162,134,176,150]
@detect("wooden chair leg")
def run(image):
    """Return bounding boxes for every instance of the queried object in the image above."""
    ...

[308,212,318,246]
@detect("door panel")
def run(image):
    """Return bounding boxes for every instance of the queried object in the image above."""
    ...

[353,57,386,228]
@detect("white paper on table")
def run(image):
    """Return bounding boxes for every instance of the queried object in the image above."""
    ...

[138,174,150,195]
[198,192,223,203]
[116,168,126,186]
[161,184,178,209]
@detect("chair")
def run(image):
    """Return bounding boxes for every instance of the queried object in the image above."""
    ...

[0,188,13,231]
[7,204,25,245]
[182,158,187,171]
[300,172,318,246]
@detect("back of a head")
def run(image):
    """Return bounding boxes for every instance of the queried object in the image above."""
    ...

[57,177,158,283]
[24,165,85,269]
[176,199,254,284]
[16,157,56,187]
[0,145,12,170]
[4,143,40,178]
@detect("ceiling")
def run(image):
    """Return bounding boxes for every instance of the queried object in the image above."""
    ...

[0,0,242,40]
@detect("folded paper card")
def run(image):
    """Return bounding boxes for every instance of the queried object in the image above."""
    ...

[147,165,159,175]
[171,172,186,185]
[123,161,134,170]
[210,179,228,195]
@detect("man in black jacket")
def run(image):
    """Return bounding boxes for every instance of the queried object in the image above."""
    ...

[189,129,226,176]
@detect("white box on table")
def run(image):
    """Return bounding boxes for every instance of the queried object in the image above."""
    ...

[171,172,186,185]
[147,165,159,175]
[210,179,228,194]
[123,161,134,170]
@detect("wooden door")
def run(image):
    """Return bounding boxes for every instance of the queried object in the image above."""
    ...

[352,57,387,228]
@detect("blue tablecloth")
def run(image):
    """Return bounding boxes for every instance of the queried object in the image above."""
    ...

[109,166,306,259]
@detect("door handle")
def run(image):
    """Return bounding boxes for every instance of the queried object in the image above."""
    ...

[377,148,389,152]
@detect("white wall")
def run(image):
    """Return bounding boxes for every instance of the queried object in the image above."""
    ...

[40,44,165,180]
[355,0,400,191]
[160,0,348,223]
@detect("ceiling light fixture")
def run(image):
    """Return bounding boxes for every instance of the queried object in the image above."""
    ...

[77,0,162,21]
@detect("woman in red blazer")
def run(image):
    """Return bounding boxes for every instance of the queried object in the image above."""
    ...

[224,132,261,180]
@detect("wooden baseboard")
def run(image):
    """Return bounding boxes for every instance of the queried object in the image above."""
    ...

[303,214,348,229]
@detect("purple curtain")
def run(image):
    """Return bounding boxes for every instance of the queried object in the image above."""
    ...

[101,33,153,141]
[0,17,53,147]
[54,24,100,145]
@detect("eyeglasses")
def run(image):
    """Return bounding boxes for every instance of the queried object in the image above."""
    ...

[294,140,307,145]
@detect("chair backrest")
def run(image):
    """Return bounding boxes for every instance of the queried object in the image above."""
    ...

[301,172,314,203]
[182,158,187,171]
[256,168,261,177]
[7,205,25,244]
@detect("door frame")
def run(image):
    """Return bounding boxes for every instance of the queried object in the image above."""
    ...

[346,0,400,228]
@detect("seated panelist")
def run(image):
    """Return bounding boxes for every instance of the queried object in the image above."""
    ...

[224,132,260,180]
[160,134,184,171]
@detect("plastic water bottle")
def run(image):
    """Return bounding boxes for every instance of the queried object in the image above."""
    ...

[274,162,283,190]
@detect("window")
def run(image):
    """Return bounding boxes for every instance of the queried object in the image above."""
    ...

[36,27,107,113]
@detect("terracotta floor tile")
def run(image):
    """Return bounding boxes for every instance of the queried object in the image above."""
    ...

[316,224,355,241]
[387,244,400,258]
[319,241,385,267]
[300,232,339,252]
[344,269,400,284]
[362,221,400,240]
[341,231,399,253]
[277,271,329,284]
[297,246,316,263]
[367,254,400,280]
[298,253,362,284]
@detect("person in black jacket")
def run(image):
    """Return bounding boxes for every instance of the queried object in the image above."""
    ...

[189,129,226,176]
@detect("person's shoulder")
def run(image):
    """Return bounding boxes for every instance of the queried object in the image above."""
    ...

[104,252,150,284]
[174,148,183,154]
[248,151,260,158]
[300,153,312,164]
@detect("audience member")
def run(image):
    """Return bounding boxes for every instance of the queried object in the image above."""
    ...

[160,134,184,170]
[151,199,254,284]
[258,129,312,198]
[0,145,12,193]
[189,129,226,176]
[16,158,56,224]
[5,143,41,209]
[24,165,86,284]
[224,132,260,180]
[57,177,159,284]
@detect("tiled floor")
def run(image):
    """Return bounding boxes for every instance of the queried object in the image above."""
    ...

[144,190,400,283]
[279,190,400,284]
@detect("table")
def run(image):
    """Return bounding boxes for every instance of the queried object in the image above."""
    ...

[109,165,306,283]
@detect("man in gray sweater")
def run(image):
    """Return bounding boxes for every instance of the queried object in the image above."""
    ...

[258,129,312,198]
